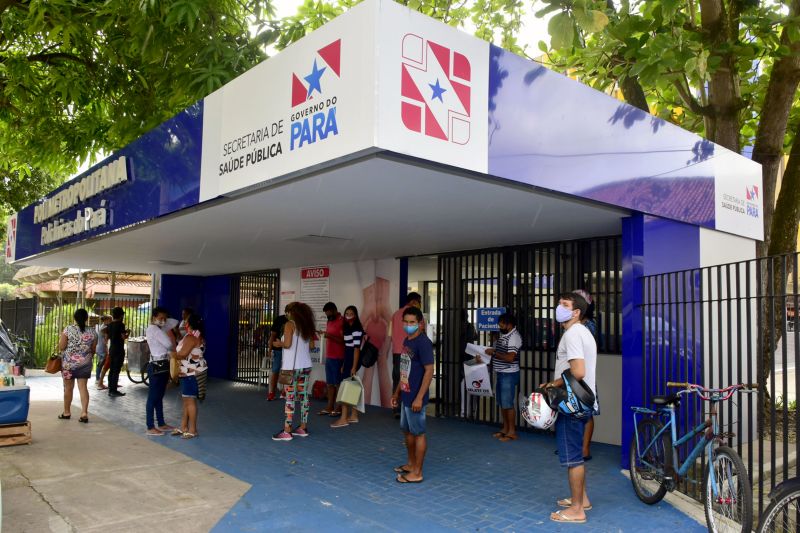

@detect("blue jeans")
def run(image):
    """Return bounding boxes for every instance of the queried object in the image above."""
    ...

[495,371,520,409]
[95,353,106,380]
[145,363,169,429]
[556,414,588,467]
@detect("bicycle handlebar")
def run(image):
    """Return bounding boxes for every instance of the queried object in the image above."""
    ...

[665,382,759,401]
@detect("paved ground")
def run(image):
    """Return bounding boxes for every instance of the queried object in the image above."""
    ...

[4,376,706,532]
[1,400,249,533]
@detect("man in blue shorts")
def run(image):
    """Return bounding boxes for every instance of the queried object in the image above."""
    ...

[391,306,434,484]
[541,292,598,524]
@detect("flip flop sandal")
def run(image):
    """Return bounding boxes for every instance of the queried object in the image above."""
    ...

[171,429,184,436]
[499,434,518,442]
[58,414,71,420]
[78,416,89,424]
[146,430,164,437]
[550,510,586,524]
[317,410,332,416]
[492,432,506,438]
[346,419,359,424]
[558,498,593,511]
[396,474,423,484]
[330,422,349,428]
[393,465,411,474]
[181,432,197,440]
[329,412,342,417]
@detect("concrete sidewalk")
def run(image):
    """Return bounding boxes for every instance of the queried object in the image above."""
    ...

[1,399,249,532]
[3,377,706,532]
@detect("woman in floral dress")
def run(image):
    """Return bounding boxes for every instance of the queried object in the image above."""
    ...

[57,308,98,423]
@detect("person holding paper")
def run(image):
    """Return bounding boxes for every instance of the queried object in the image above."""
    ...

[483,313,522,442]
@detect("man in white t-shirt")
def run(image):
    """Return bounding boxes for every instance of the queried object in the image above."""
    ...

[540,292,598,525]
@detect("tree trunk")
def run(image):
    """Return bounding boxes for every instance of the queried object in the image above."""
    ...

[768,127,800,257]
[752,0,800,258]
[699,0,741,151]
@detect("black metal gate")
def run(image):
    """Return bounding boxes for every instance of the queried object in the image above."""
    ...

[0,297,37,349]
[641,252,800,516]
[230,270,280,383]
[436,236,622,424]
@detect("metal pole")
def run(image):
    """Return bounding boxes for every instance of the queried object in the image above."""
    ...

[110,271,116,309]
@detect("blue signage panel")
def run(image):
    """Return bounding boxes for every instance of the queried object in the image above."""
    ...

[476,307,505,331]
[13,102,205,261]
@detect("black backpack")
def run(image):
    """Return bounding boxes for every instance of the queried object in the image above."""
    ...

[359,336,379,368]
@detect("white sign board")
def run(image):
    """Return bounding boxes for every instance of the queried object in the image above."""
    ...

[300,265,331,323]
[713,147,764,241]
[199,0,378,201]
[375,0,489,174]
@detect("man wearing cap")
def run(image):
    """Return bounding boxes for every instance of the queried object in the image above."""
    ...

[540,292,598,524]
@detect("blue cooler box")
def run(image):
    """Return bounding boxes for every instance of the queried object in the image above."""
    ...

[0,386,30,425]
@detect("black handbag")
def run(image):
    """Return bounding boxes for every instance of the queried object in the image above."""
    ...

[149,359,170,376]
[359,336,379,368]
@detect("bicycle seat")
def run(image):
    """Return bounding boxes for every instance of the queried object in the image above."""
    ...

[651,394,680,406]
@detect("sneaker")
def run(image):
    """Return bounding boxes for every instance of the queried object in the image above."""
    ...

[272,430,293,441]
[291,427,309,438]
[267,392,276,401]
[108,390,126,397]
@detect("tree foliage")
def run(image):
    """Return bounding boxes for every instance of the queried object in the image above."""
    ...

[0,0,273,172]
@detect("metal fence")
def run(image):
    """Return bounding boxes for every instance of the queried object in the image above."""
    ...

[31,295,151,367]
[641,251,799,516]
[435,236,622,424]
[229,270,280,383]
[0,297,37,352]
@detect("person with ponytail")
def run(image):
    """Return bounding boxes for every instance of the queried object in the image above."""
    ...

[171,313,207,439]
[57,308,98,423]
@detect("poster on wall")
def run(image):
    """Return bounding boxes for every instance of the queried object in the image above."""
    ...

[300,265,331,322]
[279,290,296,312]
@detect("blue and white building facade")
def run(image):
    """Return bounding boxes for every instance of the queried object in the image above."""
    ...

[5,0,762,464]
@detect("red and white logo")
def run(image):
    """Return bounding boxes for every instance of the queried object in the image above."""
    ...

[291,40,341,108]
[4,213,17,262]
[400,34,471,144]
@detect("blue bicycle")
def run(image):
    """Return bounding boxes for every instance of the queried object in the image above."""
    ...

[630,382,758,533]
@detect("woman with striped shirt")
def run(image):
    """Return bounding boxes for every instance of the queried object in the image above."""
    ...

[172,314,207,439]
[331,305,363,427]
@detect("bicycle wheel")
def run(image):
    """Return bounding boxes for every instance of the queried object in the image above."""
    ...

[142,363,150,386]
[125,359,143,384]
[630,418,669,504]
[703,445,753,533]
[757,479,800,533]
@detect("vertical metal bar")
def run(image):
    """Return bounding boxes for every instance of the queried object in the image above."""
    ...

[781,254,789,481]
[756,257,764,517]
[725,263,733,446]
[768,257,776,491]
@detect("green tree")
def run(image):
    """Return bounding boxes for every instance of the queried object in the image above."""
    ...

[0,0,274,183]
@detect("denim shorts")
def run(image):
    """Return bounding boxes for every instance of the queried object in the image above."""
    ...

[271,350,283,374]
[495,371,520,409]
[325,357,344,385]
[555,414,588,467]
[400,404,427,436]
[180,376,199,398]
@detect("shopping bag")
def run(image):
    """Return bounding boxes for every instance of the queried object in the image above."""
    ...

[353,375,366,414]
[336,376,363,407]
[463,358,492,396]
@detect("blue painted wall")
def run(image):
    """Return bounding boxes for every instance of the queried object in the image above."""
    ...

[620,213,700,467]
[159,273,232,380]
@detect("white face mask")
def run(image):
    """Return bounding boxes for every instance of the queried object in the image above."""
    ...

[555,305,575,323]
[155,319,166,327]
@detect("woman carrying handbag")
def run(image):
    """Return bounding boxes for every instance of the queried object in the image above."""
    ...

[272,302,316,442]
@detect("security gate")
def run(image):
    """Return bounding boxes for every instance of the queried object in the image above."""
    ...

[230,270,280,383]
[436,236,622,424]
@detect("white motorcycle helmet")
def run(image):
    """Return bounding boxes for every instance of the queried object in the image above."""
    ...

[521,390,558,430]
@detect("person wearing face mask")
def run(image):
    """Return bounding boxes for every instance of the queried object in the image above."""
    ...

[144,307,177,436]
[391,306,434,483]
[331,305,364,427]
[483,313,522,441]
[319,302,345,416]
[540,293,598,525]
[390,292,425,418]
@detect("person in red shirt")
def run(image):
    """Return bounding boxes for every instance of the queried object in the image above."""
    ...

[318,302,345,416]
[390,292,425,418]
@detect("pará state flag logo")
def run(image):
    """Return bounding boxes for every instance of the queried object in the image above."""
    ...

[400,34,471,144]
[292,39,341,107]
[746,185,759,201]
[4,213,17,261]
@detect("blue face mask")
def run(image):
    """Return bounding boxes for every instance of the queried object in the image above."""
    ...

[404,324,419,335]
[555,305,575,323]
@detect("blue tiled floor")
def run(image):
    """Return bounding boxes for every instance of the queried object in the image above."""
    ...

[29,377,704,532]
